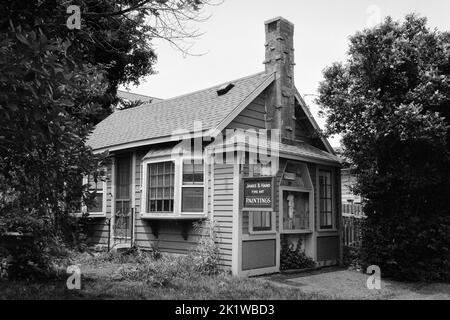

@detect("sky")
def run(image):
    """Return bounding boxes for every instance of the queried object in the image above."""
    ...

[119,0,450,148]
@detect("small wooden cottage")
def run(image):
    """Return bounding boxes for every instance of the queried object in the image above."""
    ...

[83,17,342,276]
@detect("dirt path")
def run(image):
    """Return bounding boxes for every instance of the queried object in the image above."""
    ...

[267,268,450,300]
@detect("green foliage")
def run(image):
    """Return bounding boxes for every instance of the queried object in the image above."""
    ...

[116,249,219,287]
[0,231,72,280]
[318,14,450,281]
[280,237,315,271]
[343,245,362,270]
[116,99,146,110]
[118,254,185,287]
[0,0,211,279]
[190,218,220,275]
[114,219,220,286]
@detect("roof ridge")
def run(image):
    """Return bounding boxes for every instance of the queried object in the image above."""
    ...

[115,71,268,114]
[117,90,160,100]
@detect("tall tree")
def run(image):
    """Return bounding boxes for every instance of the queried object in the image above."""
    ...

[317,15,450,281]
[0,0,213,277]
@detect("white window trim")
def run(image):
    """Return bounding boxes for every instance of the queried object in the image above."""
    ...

[317,167,337,232]
[141,155,207,218]
[73,174,107,218]
[279,186,314,234]
[180,156,206,215]
[279,162,315,234]
[248,210,276,235]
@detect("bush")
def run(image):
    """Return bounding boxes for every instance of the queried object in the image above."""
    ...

[189,237,220,276]
[1,210,55,279]
[118,254,182,287]
[0,207,84,280]
[116,250,219,287]
[343,245,362,269]
[117,219,221,286]
[317,14,450,282]
[189,218,220,276]
[360,211,450,282]
[280,237,315,271]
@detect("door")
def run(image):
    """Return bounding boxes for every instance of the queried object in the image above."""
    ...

[114,155,133,246]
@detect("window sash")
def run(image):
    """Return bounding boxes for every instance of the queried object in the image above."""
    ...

[81,173,106,214]
[248,210,275,234]
[182,160,204,185]
[147,161,175,213]
[88,193,103,213]
[181,159,204,213]
[181,187,204,212]
[142,157,206,216]
[252,211,272,231]
[319,170,333,229]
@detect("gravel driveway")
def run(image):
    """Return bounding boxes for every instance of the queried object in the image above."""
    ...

[267,268,450,300]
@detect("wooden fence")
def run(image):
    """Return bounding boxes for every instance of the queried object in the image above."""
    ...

[342,203,365,247]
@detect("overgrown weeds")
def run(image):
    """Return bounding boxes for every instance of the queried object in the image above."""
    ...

[114,218,221,286]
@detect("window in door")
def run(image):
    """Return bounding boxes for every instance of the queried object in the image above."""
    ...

[115,156,132,214]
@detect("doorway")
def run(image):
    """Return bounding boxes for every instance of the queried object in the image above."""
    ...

[113,155,133,246]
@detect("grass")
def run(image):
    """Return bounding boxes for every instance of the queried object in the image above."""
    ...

[0,273,327,300]
[0,250,329,300]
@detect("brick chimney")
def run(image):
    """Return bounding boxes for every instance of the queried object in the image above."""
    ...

[264,17,296,142]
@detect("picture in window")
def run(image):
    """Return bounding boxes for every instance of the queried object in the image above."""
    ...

[282,190,309,231]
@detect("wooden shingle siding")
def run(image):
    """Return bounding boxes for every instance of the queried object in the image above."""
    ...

[87,221,109,245]
[212,163,234,268]
[227,94,267,130]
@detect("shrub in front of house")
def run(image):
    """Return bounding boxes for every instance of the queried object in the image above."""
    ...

[0,206,89,280]
[280,237,315,271]
[343,245,362,270]
[116,223,221,286]
[117,248,220,287]
[360,210,450,282]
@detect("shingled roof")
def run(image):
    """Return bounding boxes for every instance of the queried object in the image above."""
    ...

[88,72,273,151]
[117,90,162,103]
[207,131,341,165]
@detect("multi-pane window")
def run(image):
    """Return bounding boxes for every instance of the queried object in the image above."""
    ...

[87,175,104,213]
[319,170,333,229]
[147,161,175,213]
[181,159,204,212]
[252,211,272,232]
